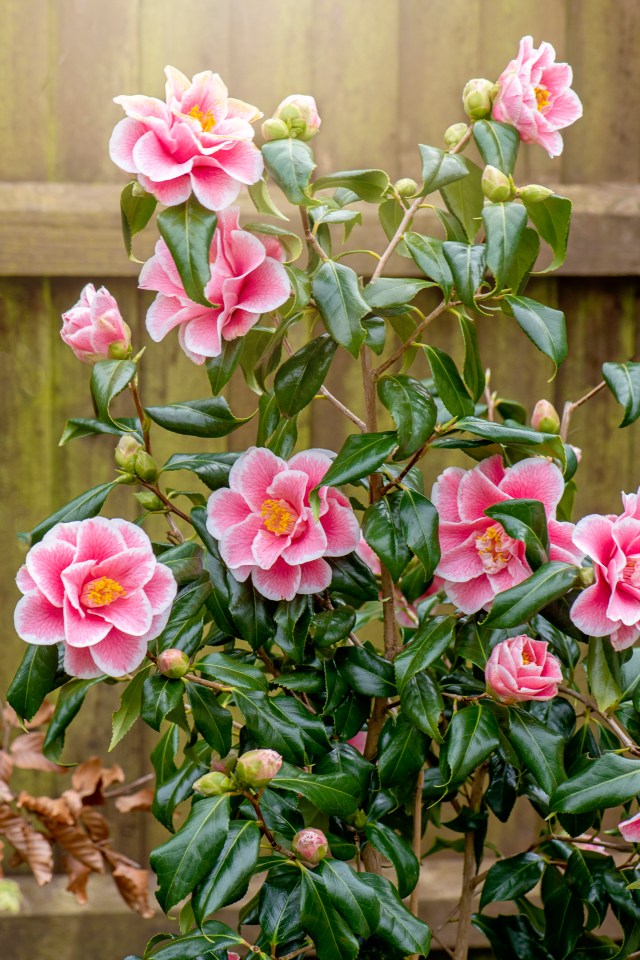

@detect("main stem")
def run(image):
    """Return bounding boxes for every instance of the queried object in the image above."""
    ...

[453,766,486,960]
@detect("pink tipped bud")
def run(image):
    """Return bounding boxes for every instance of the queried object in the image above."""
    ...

[114,435,143,472]
[193,771,234,797]
[211,750,238,775]
[293,828,329,864]
[531,399,560,434]
[156,648,190,679]
[462,78,498,120]
[60,284,131,364]
[273,95,321,141]
[444,122,469,150]
[481,165,514,203]
[227,953,241,960]
[235,749,283,788]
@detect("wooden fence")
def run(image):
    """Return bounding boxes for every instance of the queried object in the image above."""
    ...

[1,0,639,955]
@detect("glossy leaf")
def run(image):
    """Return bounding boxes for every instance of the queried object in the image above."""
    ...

[485,498,549,570]
[146,398,251,438]
[544,885,584,959]
[504,294,567,368]
[399,488,440,579]
[550,753,640,813]
[234,690,305,765]
[394,615,456,691]
[459,313,485,402]
[443,704,500,784]
[473,120,520,174]
[59,416,140,446]
[274,334,337,417]
[362,495,412,581]
[404,232,453,298]
[505,226,541,294]
[312,607,357,648]
[377,374,436,459]
[417,144,468,196]
[587,636,622,712]
[423,345,474,418]
[161,452,237,490]
[186,682,232,756]
[120,181,157,259]
[524,194,572,272]
[509,709,566,795]
[360,873,431,956]
[157,198,217,306]
[247,176,289,220]
[482,202,528,286]
[442,242,486,308]
[454,416,567,468]
[262,138,316,204]
[195,652,268,692]
[310,432,397,514]
[90,359,137,427]
[602,361,640,428]
[311,168,390,202]
[378,715,426,788]
[141,675,185,732]
[192,819,261,924]
[440,157,484,242]
[150,726,208,832]
[205,340,244,394]
[270,763,361,816]
[366,821,419,898]
[7,645,62,722]
[362,277,431,309]
[147,922,243,960]
[43,678,101,761]
[227,577,275,649]
[300,869,359,960]
[312,260,370,357]
[479,853,545,910]
[317,859,380,938]
[483,561,579,628]
[110,667,151,751]
[400,672,444,740]
[336,646,396,698]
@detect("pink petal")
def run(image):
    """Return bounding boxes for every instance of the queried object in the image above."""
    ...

[573,515,616,567]
[431,467,465,522]
[145,294,188,342]
[499,458,564,517]
[320,501,360,556]
[61,560,99,611]
[96,591,153,636]
[132,129,194,181]
[457,466,508,522]
[138,606,172,644]
[436,540,486,581]
[89,629,149,678]
[181,309,225,358]
[220,514,265,568]
[288,452,333,493]
[549,520,584,564]
[282,519,328,566]
[207,489,252,539]
[444,576,495,614]
[218,307,260,342]
[63,644,102,679]
[231,258,290,314]
[110,519,154,552]
[109,118,146,172]
[113,94,172,124]
[226,96,262,123]
[139,247,185,300]
[137,172,193,206]
[190,163,242,211]
[546,88,583,128]
[620,811,640,843]
[298,558,333,594]
[569,577,616,636]
[14,592,65,645]
[266,470,308,515]
[252,558,301,602]
[251,528,290,569]
[16,566,37,593]
[611,624,640,651]
[25,539,76,607]
[207,139,263,185]
[73,517,127,564]
[90,547,157,594]
[63,599,112,648]
[142,563,178,614]
[229,447,287,512]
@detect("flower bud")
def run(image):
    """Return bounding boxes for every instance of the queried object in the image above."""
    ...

[519,183,554,204]
[115,435,143,472]
[394,177,418,198]
[156,648,190,679]
[272,94,321,141]
[261,117,289,141]
[0,879,21,915]
[444,122,469,150]
[481,165,514,203]
[579,566,596,588]
[134,490,165,512]
[531,399,560,434]
[193,771,234,797]
[353,809,368,830]
[211,749,238,775]
[462,78,498,120]
[108,339,131,360]
[134,450,158,483]
[235,748,283,788]
[228,954,241,960]
[292,828,329,864]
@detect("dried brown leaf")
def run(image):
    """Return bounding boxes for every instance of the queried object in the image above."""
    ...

[17,791,75,825]
[64,854,91,905]
[111,860,155,918]
[0,804,54,886]
[45,821,104,873]
[10,733,64,773]
[2,704,18,729]
[71,757,125,802]
[0,751,13,783]
[114,788,154,814]
[60,789,83,820]
[80,807,110,844]
[25,701,56,730]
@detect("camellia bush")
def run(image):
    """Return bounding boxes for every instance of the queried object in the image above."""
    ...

[8,34,640,960]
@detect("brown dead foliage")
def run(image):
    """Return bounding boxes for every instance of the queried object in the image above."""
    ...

[114,787,154,814]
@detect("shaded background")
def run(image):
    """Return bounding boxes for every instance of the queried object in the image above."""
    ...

[0,0,639,956]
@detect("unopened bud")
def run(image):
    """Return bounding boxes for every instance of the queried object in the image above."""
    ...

[115,435,142,472]
[134,450,158,483]
[579,566,596,588]
[156,648,190,679]
[261,117,289,141]
[292,828,329,864]
[394,177,418,198]
[519,183,554,204]
[531,399,560,434]
[134,490,165,512]
[193,771,234,797]
[0,879,21,915]
[272,94,321,141]
[211,749,238,775]
[444,122,469,150]
[353,809,368,830]
[108,338,131,360]
[462,78,498,121]
[481,165,514,203]
[235,748,283,788]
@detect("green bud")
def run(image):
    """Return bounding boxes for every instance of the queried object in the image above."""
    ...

[134,450,158,483]
[578,566,596,588]
[519,183,555,204]
[108,336,131,360]
[236,748,283,788]
[444,122,469,150]
[134,490,165,512]
[192,771,234,797]
[481,165,514,203]
[261,117,289,141]
[114,435,143,472]
[353,809,368,830]
[278,104,301,124]
[462,78,498,121]
[531,399,560,434]
[394,177,419,198]
[156,648,190,679]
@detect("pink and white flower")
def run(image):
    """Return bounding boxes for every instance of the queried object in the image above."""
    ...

[492,36,583,158]
[485,635,563,703]
[60,285,131,364]
[292,828,329,864]
[432,455,583,615]
[206,447,360,602]
[110,66,263,210]
[570,491,640,650]
[619,811,640,843]
[356,537,443,627]
[14,518,177,679]
[139,206,290,363]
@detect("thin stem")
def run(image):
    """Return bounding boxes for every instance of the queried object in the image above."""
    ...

[138,479,192,525]
[280,945,313,960]
[129,380,152,454]
[244,791,297,861]
[453,765,486,960]
[375,300,449,377]
[560,380,607,441]
[300,206,328,261]
[103,772,154,799]
[370,195,423,281]
[559,685,640,756]
[318,385,366,431]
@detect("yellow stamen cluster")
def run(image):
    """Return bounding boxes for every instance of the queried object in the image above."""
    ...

[188,104,216,132]
[521,649,533,665]
[475,524,513,574]
[623,557,640,587]
[261,499,297,536]
[83,577,126,607]
[535,85,551,111]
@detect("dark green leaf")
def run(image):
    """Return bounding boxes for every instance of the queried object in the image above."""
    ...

[120,181,157,259]
[443,704,500,784]
[423,345,474,418]
[377,374,436,459]
[310,432,397,514]
[379,197,409,256]
[270,763,361,817]
[550,753,640,813]
[401,672,444,740]
[378,715,426,788]
[154,578,210,653]
[473,121,520,175]
[480,853,544,910]
[147,922,243,960]
[274,595,311,663]
[440,157,484,242]
[454,416,567,467]
[458,313,485,402]
[227,577,275,649]
[363,315,386,354]
[300,869,359,960]
[263,138,316,205]
[311,168,390,203]
[482,561,579,628]
[394,615,456,691]
[312,607,356,648]
[59,416,140,446]
[141,675,185,732]
[442,242,486,308]
[504,294,567,368]
[327,553,379,605]
[317,859,380,938]
[362,495,412,582]
[366,821,419,898]
[312,260,370,357]
[43,678,101,761]
[149,726,208,831]
[247,176,289,220]
[398,488,440,579]
[192,819,260,923]
[195,652,268,692]
[157,198,217,306]
[110,667,151,751]
[417,144,468,196]
[504,226,541,294]
[363,277,431,309]
[186,682,232,755]
[234,690,305,765]
[544,885,584,959]
[524,194,572,273]
[162,452,237,491]
[360,872,431,955]
[274,334,337,417]
[146,398,251,438]
[90,358,138,427]
[336,646,396,698]
[259,867,303,947]
[485,498,549,570]
[7,645,61,722]
[473,915,553,960]
[603,361,640,428]
[482,202,528,287]
[404,232,453,299]
[205,339,244,395]
[587,636,622,712]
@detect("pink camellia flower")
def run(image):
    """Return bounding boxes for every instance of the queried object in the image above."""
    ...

[619,811,640,843]
[485,635,563,703]
[206,447,360,602]
[293,828,329,864]
[432,455,583,615]
[492,36,583,158]
[235,749,283,788]
[139,206,290,363]
[347,731,367,754]
[109,66,263,210]
[569,491,640,650]
[14,518,177,679]
[60,285,131,364]
[356,537,444,627]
